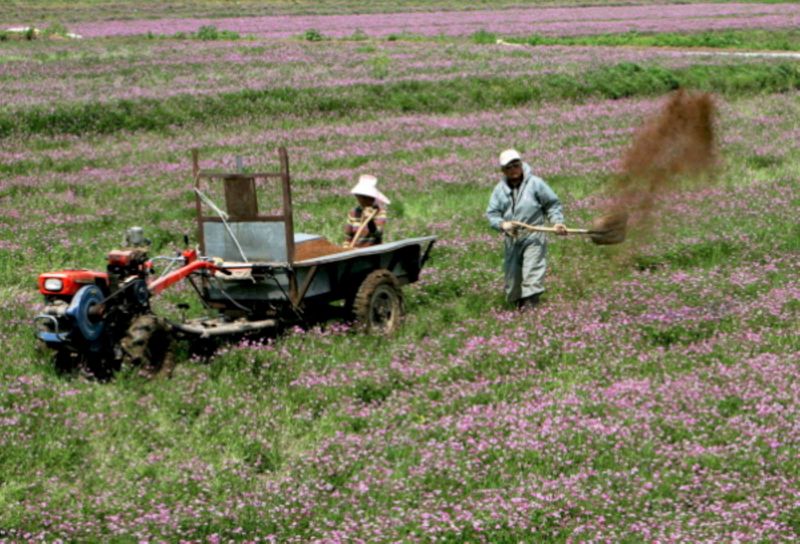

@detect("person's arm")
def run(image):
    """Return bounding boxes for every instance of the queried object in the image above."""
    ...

[537,181,564,225]
[367,207,387,242]
[486,186,506,232]
[344,208,359,243]
[487,186,518,235]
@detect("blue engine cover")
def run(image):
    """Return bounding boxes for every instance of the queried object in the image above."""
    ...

[65,285,105,342]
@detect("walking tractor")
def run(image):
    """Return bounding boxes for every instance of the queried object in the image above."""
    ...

[34,148,436,374]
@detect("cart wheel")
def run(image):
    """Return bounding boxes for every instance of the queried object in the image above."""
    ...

[353,270,404,334]
[121,314,173,377]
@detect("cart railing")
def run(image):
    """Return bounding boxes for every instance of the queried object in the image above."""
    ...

[192,147,295,264]
[192,147,298,301]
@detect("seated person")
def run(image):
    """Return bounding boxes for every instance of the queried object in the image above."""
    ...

[344,174,389,248]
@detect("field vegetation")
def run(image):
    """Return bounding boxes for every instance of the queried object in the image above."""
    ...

[1,1,798,542]
[10,0,798,22]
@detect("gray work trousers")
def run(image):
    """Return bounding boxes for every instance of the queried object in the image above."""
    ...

[504,235,547,303]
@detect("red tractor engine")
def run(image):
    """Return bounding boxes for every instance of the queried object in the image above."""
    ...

[35,228,157,375]
[38,269,109,298]
[34,226,223,376]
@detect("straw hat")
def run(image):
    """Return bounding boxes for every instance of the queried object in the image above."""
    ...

[350,174,390,205]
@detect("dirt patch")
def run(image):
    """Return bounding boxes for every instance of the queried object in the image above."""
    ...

[294,238,348,261]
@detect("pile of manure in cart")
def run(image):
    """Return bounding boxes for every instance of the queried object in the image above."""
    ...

[294,238,349,261]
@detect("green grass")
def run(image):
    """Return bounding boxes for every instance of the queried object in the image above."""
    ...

[4,62,800,138]
[517,29,800,51]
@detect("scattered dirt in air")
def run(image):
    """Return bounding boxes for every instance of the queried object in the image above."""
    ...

[603,89,720,243]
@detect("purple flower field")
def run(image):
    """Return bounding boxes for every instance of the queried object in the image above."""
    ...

[46,3,800,39]
[2,84,799,539]
[0,6,799,542]
[1,39,770,110]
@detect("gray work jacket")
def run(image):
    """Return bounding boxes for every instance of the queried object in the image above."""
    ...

[486,162,564,244]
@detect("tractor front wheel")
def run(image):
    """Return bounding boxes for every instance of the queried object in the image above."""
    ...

[352,270,404,334]
[120,314,173,377]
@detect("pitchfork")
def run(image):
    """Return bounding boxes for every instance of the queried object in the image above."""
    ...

[346,207,380,249]
[510,211,628,245]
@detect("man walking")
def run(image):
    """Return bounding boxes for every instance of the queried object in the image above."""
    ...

[486,149,567,309]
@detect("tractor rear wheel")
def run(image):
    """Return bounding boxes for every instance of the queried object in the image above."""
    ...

[53,349,83,374]
[120,314,173,377]
[352,270,404,334]
[52,348,117,380]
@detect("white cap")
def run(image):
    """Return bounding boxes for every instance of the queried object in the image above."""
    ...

[350,174,390,205]
[499,148,522,167]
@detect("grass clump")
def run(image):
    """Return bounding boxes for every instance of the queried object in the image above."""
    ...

[170,25,240,41]
[169,25,240,40]
[41,22,71,38]
[195,25,240,41]
[368,54,391,79]
[470,29,497,45]
[303,28,325,42]
[348,28,369,41]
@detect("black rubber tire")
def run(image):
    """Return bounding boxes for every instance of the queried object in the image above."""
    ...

[52,349,117,380]
[120,314,173,376]
[352,270,404,334]
[53,349,82,374]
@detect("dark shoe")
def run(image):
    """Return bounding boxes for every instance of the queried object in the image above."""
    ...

[518,294,541,311]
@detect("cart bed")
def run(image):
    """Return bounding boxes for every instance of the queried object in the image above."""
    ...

[207,235,435,304]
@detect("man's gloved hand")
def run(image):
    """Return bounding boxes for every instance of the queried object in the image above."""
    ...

[553,223,568,236]
[501,221,517,236]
